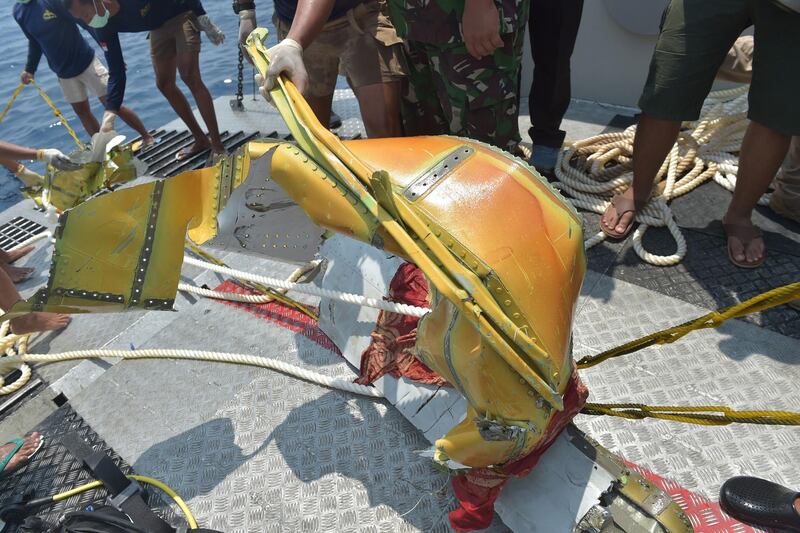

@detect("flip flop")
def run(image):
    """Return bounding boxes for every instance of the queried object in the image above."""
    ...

[600,194,639,240]
[723,221,765,268]
[0,435,44,478]
[175,143,210,162]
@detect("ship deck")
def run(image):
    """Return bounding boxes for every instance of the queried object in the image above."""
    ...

[0,91,798,532]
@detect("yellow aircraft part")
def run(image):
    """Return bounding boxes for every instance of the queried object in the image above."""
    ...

[8,27,586,470]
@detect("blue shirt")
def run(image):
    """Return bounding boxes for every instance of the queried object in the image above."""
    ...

[274,0,364,24]
[13,0,95,79]
[87,0,201,111]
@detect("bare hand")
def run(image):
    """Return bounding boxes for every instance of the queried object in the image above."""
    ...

[462,0,503,60]
[20,71,34,85]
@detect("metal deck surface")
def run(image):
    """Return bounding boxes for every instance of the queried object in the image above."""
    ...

[0,93,797,532]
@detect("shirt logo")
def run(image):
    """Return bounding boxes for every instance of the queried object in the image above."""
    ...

[140,3,151,17]
[42,8,57,20]
[100,41,108,52]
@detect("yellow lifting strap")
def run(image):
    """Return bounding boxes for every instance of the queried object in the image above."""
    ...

[578,281,800,427]
[0,81,85,150]
[582,403,800,426]
[577,280,800,369]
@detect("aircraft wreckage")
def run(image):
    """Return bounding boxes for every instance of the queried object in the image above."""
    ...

[4,29,696,532]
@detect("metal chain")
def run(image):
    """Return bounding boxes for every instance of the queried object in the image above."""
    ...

[230,45,245,111]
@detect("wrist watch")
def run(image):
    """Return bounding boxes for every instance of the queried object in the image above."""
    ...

[232,1,256,14]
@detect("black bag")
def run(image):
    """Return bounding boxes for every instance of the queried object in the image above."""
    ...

[53,505,147,533]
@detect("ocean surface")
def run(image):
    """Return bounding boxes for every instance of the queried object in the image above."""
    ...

[0,0,278,210]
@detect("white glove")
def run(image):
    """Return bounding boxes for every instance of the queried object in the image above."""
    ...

[197,14,225,45]
[258,38,308,103]
[100,110,117,133]
[238,9,257,47]
[37,149,81,171]
[13,164,44,188]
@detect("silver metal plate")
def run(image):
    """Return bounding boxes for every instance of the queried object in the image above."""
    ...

[403,146,474,201]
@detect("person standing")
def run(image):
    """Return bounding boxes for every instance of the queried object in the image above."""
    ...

[388,0,530,152]
[265,0,406,137]
[599,0,800,269]
[14,0,154,145]
[65,0,226,159]
[525,0,583,174]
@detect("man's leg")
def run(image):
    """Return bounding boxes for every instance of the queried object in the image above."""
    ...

[600,115,681,235]
[176,51,225,154]
[345,2,405,138]
[770,136,800,223]
[722,121,790,265]
[99,96,155,146]
[600,0,749,236]
[70,100,100,136]
[353,81,403,138]
[528,0,584,170]
[400,41,448,137]
[427,32,525,152]
[153,51,210,153]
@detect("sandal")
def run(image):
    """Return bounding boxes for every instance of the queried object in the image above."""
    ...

[723,221,765,268]
[600,194,639,240]
[0,435,44,478]
[175,143,210,162]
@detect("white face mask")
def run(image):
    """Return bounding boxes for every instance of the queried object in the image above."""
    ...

[88,0,110,28]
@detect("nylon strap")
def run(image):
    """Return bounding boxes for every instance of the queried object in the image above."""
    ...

[0,82,85,150]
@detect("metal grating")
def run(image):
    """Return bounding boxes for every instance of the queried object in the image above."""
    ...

[0,404,179,531]
[0,216,47,251]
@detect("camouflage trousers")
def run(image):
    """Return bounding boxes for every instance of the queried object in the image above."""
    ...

[401,30,527,153]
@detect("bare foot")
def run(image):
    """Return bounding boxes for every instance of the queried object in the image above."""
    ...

[142,134,156,148]
[10,312,70,334]
[2,264,34,282]
[723,215,765,267]
[175,140,211,161]
[210,142,226,156]
[0,245,34,264]
[1,432,41,475]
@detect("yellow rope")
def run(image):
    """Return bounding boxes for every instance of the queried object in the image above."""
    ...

[0,83,25,124]
[0,81,84,150]
[31,81,85,150]
[582,403,800,426]
[577,281,800,369]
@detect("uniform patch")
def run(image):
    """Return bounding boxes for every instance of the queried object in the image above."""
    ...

[42,8,56,20]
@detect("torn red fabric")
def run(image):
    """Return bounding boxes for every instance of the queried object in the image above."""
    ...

[355,262,448,386]
[449,367,589,531]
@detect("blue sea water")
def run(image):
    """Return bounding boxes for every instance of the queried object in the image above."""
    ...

[0,0,278,210]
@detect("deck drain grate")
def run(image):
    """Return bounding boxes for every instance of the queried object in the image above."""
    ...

[0,216,47,251]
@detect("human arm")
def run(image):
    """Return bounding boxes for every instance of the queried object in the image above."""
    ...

[21,28,42,83]
[97,30,126,113]
[461,0,503,59]
[233,0,257,46]
[0,142,80,171]
[255,0,335,96]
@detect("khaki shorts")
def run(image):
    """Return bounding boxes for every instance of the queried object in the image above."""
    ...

[275,0,407,98]
[58,57,108,104]
[639,0,800,136]
[150,11,201,59]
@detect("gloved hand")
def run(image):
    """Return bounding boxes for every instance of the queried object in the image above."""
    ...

[13,164,44,188]
[100,110,117,133]
[197,14,225,45]
[256,38,308,103]
[238,9,257,47]
[20,71,34,85]
[36,149,81,171]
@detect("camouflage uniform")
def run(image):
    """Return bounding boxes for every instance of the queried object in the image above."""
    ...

[388,0,530,152]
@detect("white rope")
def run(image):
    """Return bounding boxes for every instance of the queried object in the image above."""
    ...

[0,349,383,398]
[183,255,430,318]
[554,85,762,266]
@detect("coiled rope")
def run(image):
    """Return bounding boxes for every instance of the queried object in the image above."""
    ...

[554,85,757,266]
